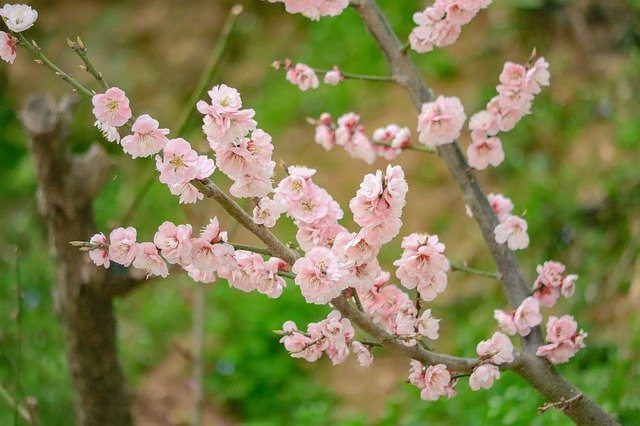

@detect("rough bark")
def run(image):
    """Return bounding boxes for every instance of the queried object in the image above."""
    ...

[22,94,133,426]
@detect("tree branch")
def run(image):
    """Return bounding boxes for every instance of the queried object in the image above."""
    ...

[349,0,618,424]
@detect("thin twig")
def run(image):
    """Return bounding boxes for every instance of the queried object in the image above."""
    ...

[14,33,93,97]
[372,140,435,154]
[450,262,501,280]
[538,393,584,414]
[67,36,110,91]
[313,67,395,83]
[230,243,273,257]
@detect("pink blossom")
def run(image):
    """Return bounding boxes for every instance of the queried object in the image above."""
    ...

[0,31,17,64]
[255,257,288,298]
[153,221,193,265]
[198,84,242,115]
[121,114,170,158]
[534,284,560,308]
[409,361,451,401]
[201,108,257,147]
[351,341,374,367]
[331,231,379,267]
[494,215,529,250]
[476,332,514,365]
[0,4,37,32]
[88,233,109,268]
[487,193,514,222]
[372,124,410,160]
[94,120,120,143]
[133,242,169,278]
[253,197,284,228]
[394,233,450,301]
[227,250,263,293]
[469,110,499,136]
[155,138,199,185]
[286,63,319,91]
[467,136,504,170]
[513,296,542,336]
[341,128,376,164]
[185,264,216,284]
[536,315,587,364]
[318,0,349,17]
[108,227,137,267]
[315,113,335,150]
[92,87,132,127]
[493,309,517,335]
[292,247,347,304]
[417,96,466,148]
[394,301,419,345]
[279,321,322,362]
[324,66,343,85]
[318,310,355,365]
[526,57,550,94]
[270,0,348,20]
[409,6,461,53]
[469,364,500,391]
[416,308,440,340]
[189,218,235,273]
[561,274,577,298]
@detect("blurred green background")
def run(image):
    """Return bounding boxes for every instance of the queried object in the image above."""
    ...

[1,0,640,424]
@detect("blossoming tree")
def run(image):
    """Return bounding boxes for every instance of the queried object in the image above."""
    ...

[2,1,620,424]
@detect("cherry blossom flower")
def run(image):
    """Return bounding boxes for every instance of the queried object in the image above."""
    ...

[409,361,452,401]
[153,221,193,265]
[533,261,577,307]
[494,309,517,335]
[185,264,216,284]
[476,332,514,365]
[108,227,137,267]
[494,215,529,250]
[324,66,343,85]
[487,193,514,223]
[254,257,287,298]
[469,363,500,391]
[94,120,120,143]
[513,296,542,336]
[351,341,374,367]
[88,233,109,268]
[314,113,335,150]
[536,315,587,364]
[292,247,346,304]
[372,124,410,160]
[0,4,38,32]
[467,135,504,170]
[253,197,284,228]
[0,31,17,64]
[417,95,466,148]
[416,308,440,340]
[155,138,199,185]
[317,310,355,365]
[133,242,169,278]
[92,87,132,127]
[190,218,235,273]
[121,114,170,158]
[286,63,319,91]
[269,0,348,20]
[394,233,450,301]
[279,321,322,362]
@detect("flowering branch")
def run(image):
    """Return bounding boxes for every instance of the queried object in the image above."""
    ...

[13,32,93,97]
[450,262,501,280]
[67,36,109,91]
[349,0,618,423]
[312,67,395,83]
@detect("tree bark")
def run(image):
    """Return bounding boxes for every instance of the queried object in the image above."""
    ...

[22,94,133,426]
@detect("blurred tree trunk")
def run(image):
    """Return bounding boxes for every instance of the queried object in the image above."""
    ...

[21,94,136,426]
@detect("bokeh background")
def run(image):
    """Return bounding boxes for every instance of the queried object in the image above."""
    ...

[1,0,640,424]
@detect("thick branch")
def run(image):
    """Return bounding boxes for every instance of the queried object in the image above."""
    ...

[350,0,618,424]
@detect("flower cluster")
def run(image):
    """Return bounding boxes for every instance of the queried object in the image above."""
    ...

[279,311,373,366]
[91,86,217,204]
[468,192,529,251]
[267,0,348,21]
[394,233,450,302]
[275,60,346,91]
[469,331,514,391]
[349,164,408,245]
[467,57,550,170]
[409,0,491,53]
[86,218,288,298]
[494,296,542,337]
[197,84,276,198]
[417,95,466,148]
[372,124,411,161]
[408,361,456,400]
[536,315,587,364]
[532,261,577,307]
[275,165,345,251]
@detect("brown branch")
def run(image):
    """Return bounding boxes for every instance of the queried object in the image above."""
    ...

[538,393,584,414]
[349,0,619,424]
